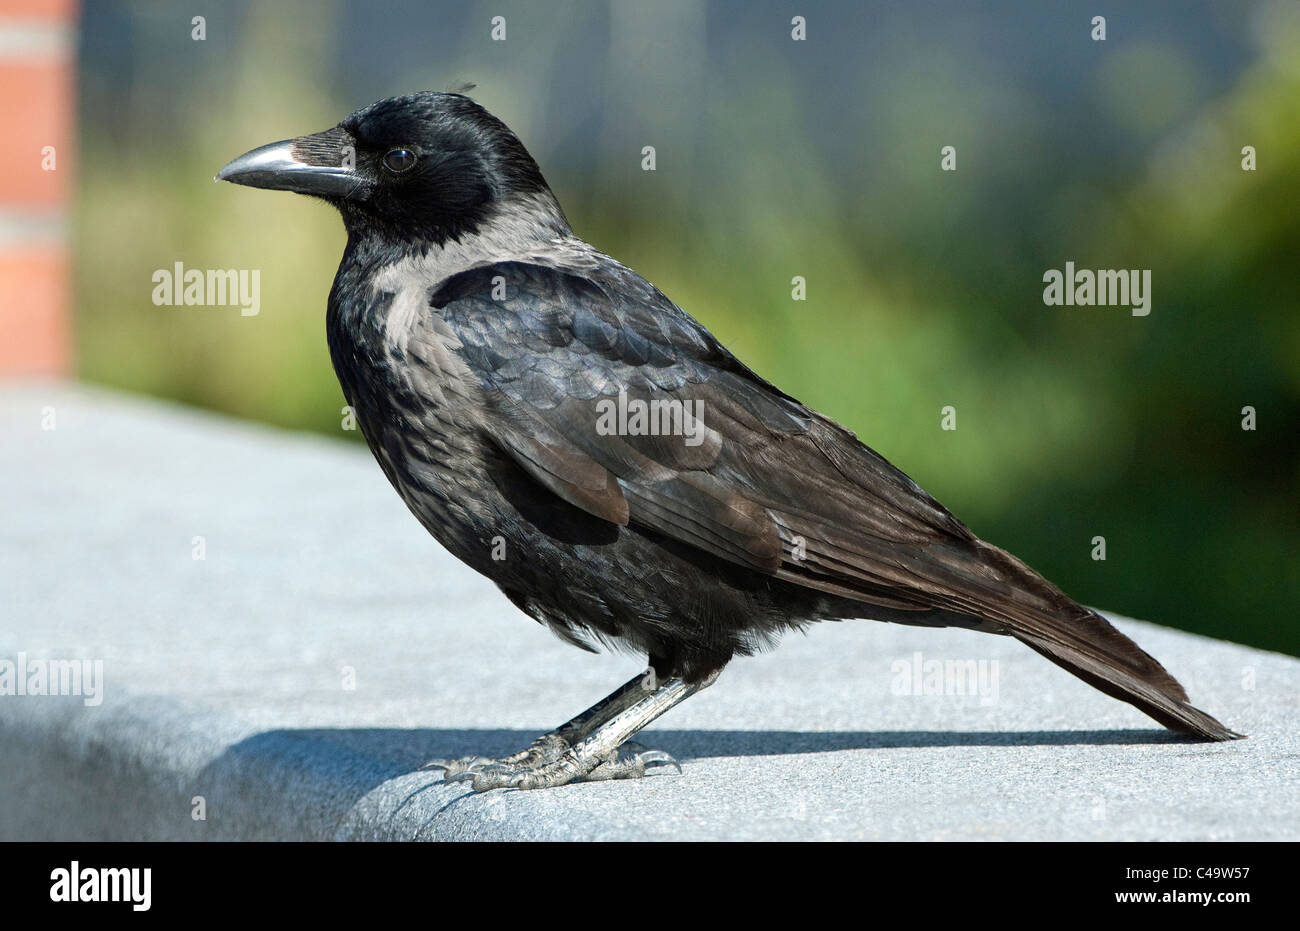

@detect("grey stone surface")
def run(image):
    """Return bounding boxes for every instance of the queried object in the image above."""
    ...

[1,381,1295,841]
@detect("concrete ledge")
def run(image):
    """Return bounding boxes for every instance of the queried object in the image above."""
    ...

[3,382,1296,840]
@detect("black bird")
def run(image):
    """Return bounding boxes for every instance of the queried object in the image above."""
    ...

[217,91,1239,790]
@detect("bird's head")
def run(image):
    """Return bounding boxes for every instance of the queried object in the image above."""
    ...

[217,91,569,247]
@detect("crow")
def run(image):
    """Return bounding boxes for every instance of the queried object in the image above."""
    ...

[217,91,1239,790]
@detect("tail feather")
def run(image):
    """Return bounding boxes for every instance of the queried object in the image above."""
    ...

[1011,619,1242,741]
[965,543,1242,741]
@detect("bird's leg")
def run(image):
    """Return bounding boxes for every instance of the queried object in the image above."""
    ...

[459,671,718,791]
[422,672,650,776]
[424,669,719,791]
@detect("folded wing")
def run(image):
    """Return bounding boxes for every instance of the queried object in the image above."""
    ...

[428,259,1238,740]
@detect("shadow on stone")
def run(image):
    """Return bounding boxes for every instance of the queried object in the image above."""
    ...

[191,725,1189,838]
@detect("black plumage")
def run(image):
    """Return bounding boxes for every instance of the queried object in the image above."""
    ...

[219,92,1238,789]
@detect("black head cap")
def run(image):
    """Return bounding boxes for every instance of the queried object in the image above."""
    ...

[219,91,570,248]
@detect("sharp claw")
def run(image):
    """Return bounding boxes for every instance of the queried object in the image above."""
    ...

[635,749,682,776]
[420,759,459,774]
[427,757,509,780]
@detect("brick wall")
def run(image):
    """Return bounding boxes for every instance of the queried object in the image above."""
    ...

[0,0,76,375]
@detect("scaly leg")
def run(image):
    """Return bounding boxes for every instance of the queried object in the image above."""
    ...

[422,669,719,791]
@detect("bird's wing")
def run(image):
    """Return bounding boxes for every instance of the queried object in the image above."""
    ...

[428,258,1238,741]
[431,259,983,610]
[432,258,1123,629]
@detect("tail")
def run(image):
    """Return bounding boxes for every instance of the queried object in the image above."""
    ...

[962,542,1243,741]
[1009,613,1242,740]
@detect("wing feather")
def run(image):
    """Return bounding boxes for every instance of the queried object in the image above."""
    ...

[421,258,1238,740]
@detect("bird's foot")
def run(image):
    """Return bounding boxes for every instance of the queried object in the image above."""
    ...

[424,739,680,791]
[421,732,570,778]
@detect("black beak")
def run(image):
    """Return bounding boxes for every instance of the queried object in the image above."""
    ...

[216,127,370,200]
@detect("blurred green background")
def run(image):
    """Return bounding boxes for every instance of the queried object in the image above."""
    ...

[75,1,1298,654]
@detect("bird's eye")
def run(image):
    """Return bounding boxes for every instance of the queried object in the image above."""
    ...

[382,148,417,173]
